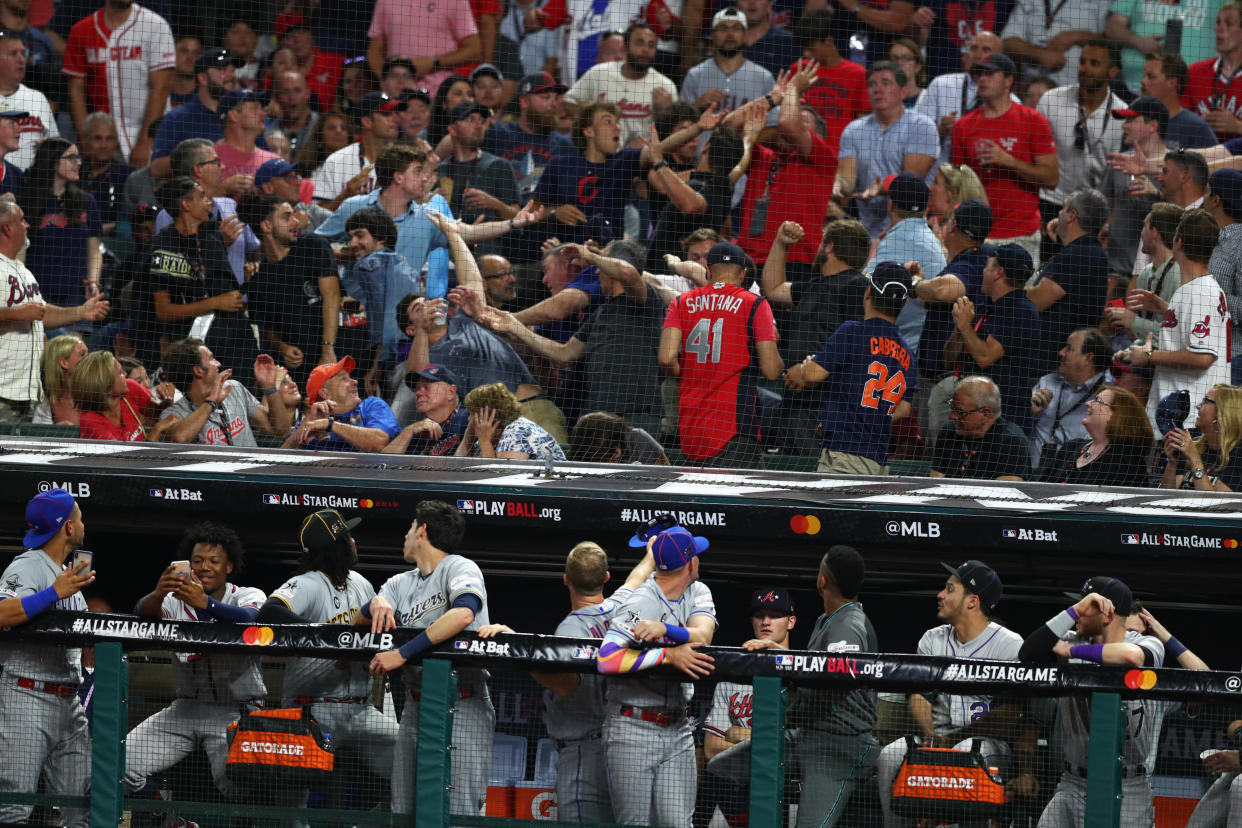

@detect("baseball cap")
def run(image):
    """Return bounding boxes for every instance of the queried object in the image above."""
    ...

[195,46,244,76]
[299,508,362,553]
[517,72,568,97]
[706,241,748,267]
[0,28,22,42]
[449,101,492,123]
[1064,575,1133,616]
[400,88,432,105]
[306,355,356,402]
[970,52,1016,77]
[0,100,29,120]
[712,7,747,29]
[650,526,710,571]
[405,363,461,392]
[885,172,930,213]
[358,90,409,118]
[940,560,1002,611]
[470,63,503,83]
[1210,169,1242,220]
[751,587,794,615]
[866,261,912,299]
[1112,95,1169,134]
[218,88,262,118]
[628,513,679,547]
[23,488,76,549]
[953,199,993,242]
[254,158,298,187]
[987,242,1033,285]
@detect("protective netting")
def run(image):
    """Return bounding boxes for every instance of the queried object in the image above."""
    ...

[0,0,1235,476]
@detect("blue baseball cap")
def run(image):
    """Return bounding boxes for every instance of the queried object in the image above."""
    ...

[24,488,76,549]
[953,199,993,242]
[255,158,298,187]
[1210,169,1242,221]
[218,88,263,119]
[651,527,709,571]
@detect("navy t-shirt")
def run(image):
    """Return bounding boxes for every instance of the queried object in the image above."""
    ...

[25,191,103,307]
[483,121,575,203]
[533,146,642,243]
[922,0,1014,78]
[966,290,1041,434]
[403,404,470,456]
[537,266,605,344]
[1036,236,1110,366]
[920,246,988,380]
[814,317,919,464]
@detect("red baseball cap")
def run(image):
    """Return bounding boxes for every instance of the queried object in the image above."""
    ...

[306,355,355,402]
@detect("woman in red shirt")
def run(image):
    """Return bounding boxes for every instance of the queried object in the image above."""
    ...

[73,351,158,441]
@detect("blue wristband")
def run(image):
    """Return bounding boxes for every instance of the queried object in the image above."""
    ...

[359,601,372,619]
[20,585,59,619]
[1164,636,1188,660]
[1069,643,1105,663]
[398,631,433,660]
[1066,606,1079,622]
[664,624,690,645]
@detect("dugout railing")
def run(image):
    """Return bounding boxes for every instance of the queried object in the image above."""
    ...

[1,612,1238,828]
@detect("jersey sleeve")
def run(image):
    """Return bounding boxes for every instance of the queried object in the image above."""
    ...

[146,14,176,72]
[1136,633,1164,668]
[61,25,87,77]
[444,557,487,605]
[269,575,320,616]
[687,581,716,625]
[751,297,777,342]
[0,559,41,598]
[812,323,851,372]
[704,683,732,737]
[663,294,684,330]
[915,627,937,656]
[233,585,267,609]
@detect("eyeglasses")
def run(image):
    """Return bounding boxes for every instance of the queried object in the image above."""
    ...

[950,405,984,417]
[1088,397,1113,408]
[1201,396,1217,407]
[60,154,82,163]
[482,270,513,280]
[196,158,222,167]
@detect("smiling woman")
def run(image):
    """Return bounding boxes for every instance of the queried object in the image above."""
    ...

[73,350,158,442]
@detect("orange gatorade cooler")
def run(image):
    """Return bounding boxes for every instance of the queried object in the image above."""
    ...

[513,781,557,820]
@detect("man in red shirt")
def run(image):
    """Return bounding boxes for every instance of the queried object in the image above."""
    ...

[278,21,343,111]
[738,54,840,273]
[952,52,1058,266]
[659,242,783,468]
[1185,3,1242,139]
[789,10,868,183]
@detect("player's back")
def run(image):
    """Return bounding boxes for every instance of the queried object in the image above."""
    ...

[545,591,630,739]
[668,282,770,460]
[819,318,915,462]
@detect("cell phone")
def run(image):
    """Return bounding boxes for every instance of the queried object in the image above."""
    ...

[171,560,191,578]
[1165,18,1183,58]
[72,550,93,572]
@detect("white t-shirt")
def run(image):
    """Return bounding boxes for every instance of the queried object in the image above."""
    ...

[311,142,377,203]
[0,251,44,402]
[564,61,677,145]
[0,84,58,170]
[1148,274,1233,430]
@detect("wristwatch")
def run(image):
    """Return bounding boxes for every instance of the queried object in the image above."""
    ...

[1191,466,1207,480]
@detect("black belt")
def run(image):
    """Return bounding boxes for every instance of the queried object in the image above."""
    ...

[555,729,603,749]
[295,695,369,705]
[1065,761,1146,779]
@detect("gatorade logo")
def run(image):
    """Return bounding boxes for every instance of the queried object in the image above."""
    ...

[242,626,275,645]
[240,741,305,756]
[905,775,975,790]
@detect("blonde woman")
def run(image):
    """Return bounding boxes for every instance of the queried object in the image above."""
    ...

[33,334,87,424]
[1163,384,1242,491]
[456,382,565,461]
[73,351,172,441]
[927,163,988,223]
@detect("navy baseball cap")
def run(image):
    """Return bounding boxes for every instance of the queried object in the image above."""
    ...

[449,101,492,123]
[706,241,748,267]
[941,560,1002,611]
[405,363,461,392]
[970,52,1016,77]
[1210,169,1242,220]
[470,63,503,82]
[953,199,993,242]
[358,91,408,118]
[255,158,298,187]
[885,172,930,212]
[628,512,679,547]
[299,508,362,552]
[866,261,912,299]
[1112,95,1169,134]
[218,88,262,118]
[987,242,1033,285]
[196,46,244,76]
[650,527,709,571]
[517,72,568,97]
[1064,575,1133,616]
[0,101,28,120]
[24,488,76,549]
[400,88,432,105]
[751,587,794,615]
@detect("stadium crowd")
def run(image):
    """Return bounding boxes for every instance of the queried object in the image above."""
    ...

[1,0,1241,485]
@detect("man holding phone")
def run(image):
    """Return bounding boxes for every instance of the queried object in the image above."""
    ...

[0,488,94,828]
[124,522,266,803]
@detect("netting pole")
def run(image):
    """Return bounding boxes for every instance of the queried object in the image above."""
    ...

[749,675,786,828]
[414,658,457,828]
[89,642,126,828]
[1084,691,1125,828]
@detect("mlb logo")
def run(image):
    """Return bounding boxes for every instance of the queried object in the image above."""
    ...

[149,489,163,498]
[1002,529,1017,538]
[262,494,280,505]
[453,640,470,649]
[572,647,594,659]
[1121,534,1140,545]
[456,499,474,513]
[775,655,793,667]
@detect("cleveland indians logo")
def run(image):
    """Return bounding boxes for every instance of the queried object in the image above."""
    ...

[1192,315,1212,338]
[1163,307,1179,328]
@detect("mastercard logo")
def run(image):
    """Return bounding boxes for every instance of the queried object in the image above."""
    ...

[790,514,822,535]
[1226,539,1239,549]
[1124,669,1158,690]
[360,499,374,509]
[242,626,275,646]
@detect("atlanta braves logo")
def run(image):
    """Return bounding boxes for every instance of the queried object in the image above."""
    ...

[7,274,39,307]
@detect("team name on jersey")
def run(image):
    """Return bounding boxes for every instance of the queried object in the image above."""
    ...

[870,336,911,370]
[683,293,744,315]
[399,591,446,625]
[7,273,40,307]
[728,691,753,724]
[86,45,144,63]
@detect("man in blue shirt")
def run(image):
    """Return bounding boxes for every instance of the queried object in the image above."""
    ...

[533,99,721,244]
[784,262,918,475]
[150,48,243,180]
[484,72,574,203]
[295,356,401,452]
